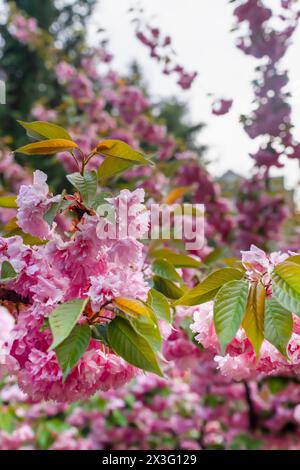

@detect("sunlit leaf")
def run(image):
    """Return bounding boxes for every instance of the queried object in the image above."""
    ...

[0,196,18,208]
[95,140,151,165]
[15,139,78,155]
[113,298,152,319]
[17,120,71,141]
[151,249,201,268]
[98,157,135,180]
[284,254,300,265]
[174,268,244,306]
[163,186,191,204]
[242,282,266,358]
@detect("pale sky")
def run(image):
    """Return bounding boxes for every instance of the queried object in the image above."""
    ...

[89,0,300,192]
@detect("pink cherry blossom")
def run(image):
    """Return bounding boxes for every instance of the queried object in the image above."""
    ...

[212,99,233,116]
[17,170,60,240]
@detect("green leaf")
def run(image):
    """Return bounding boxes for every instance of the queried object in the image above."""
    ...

[180,316,200,345]
[174,268,244,306]
[43,193,71,227]
[147,288,171,323]
[17,120,72,141]
[163,186,191,204]
[109,409,128,427]
[67,171,97,205]
[43,202,61,227]
[153,275,185,300]
[39,318,49,333]
[90,192,111,210]
[266,376,289,394]
[130,312,162,352]
[272,262,300,316]
[91,324,109,345]
[117,301,163,352]
[96,140,151,165]
[230,433,262,451]
[0,196,18,208]
[43,198,73,227]
[274,261,300,295]
[55,323,91,381]
[264,298,293,358]
[98,157,135,180]
[107,316,163,376]
[223,258,246,271]
[0,410,15,432]
[36,424,53,450]
[152,258,182,283]
[272,281,300,316]
[15,139,78,155]
[96,202,116,224]
[46,419,69,434]
[49,298,88,350]
[213,280,249,354]
[0,261,17,281]
[284,254,300,265]
[203,247,226,265]
[151,249,201,268]
[91,192,115,223]
[3,226,47,246]
[242,282,266,358]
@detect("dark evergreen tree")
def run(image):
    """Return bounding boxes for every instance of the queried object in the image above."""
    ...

[156,98,206,157]
[0,0,97,146]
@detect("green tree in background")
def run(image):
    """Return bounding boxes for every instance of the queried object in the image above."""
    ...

[0,0,97,146]
[156,98,206,158]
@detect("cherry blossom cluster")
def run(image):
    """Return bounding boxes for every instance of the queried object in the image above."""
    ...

[1,327,300,449]
[131,6,197,90]
[191,245,300,381]
[54,57,178,164]
[0,144,31,225]
[6,6,238,249]
[34,46,234,246]
[234,0,300,170]
[235,174,290,251]
[2,3,300,452]
[231,0,300,250]
[0,169,152,402]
